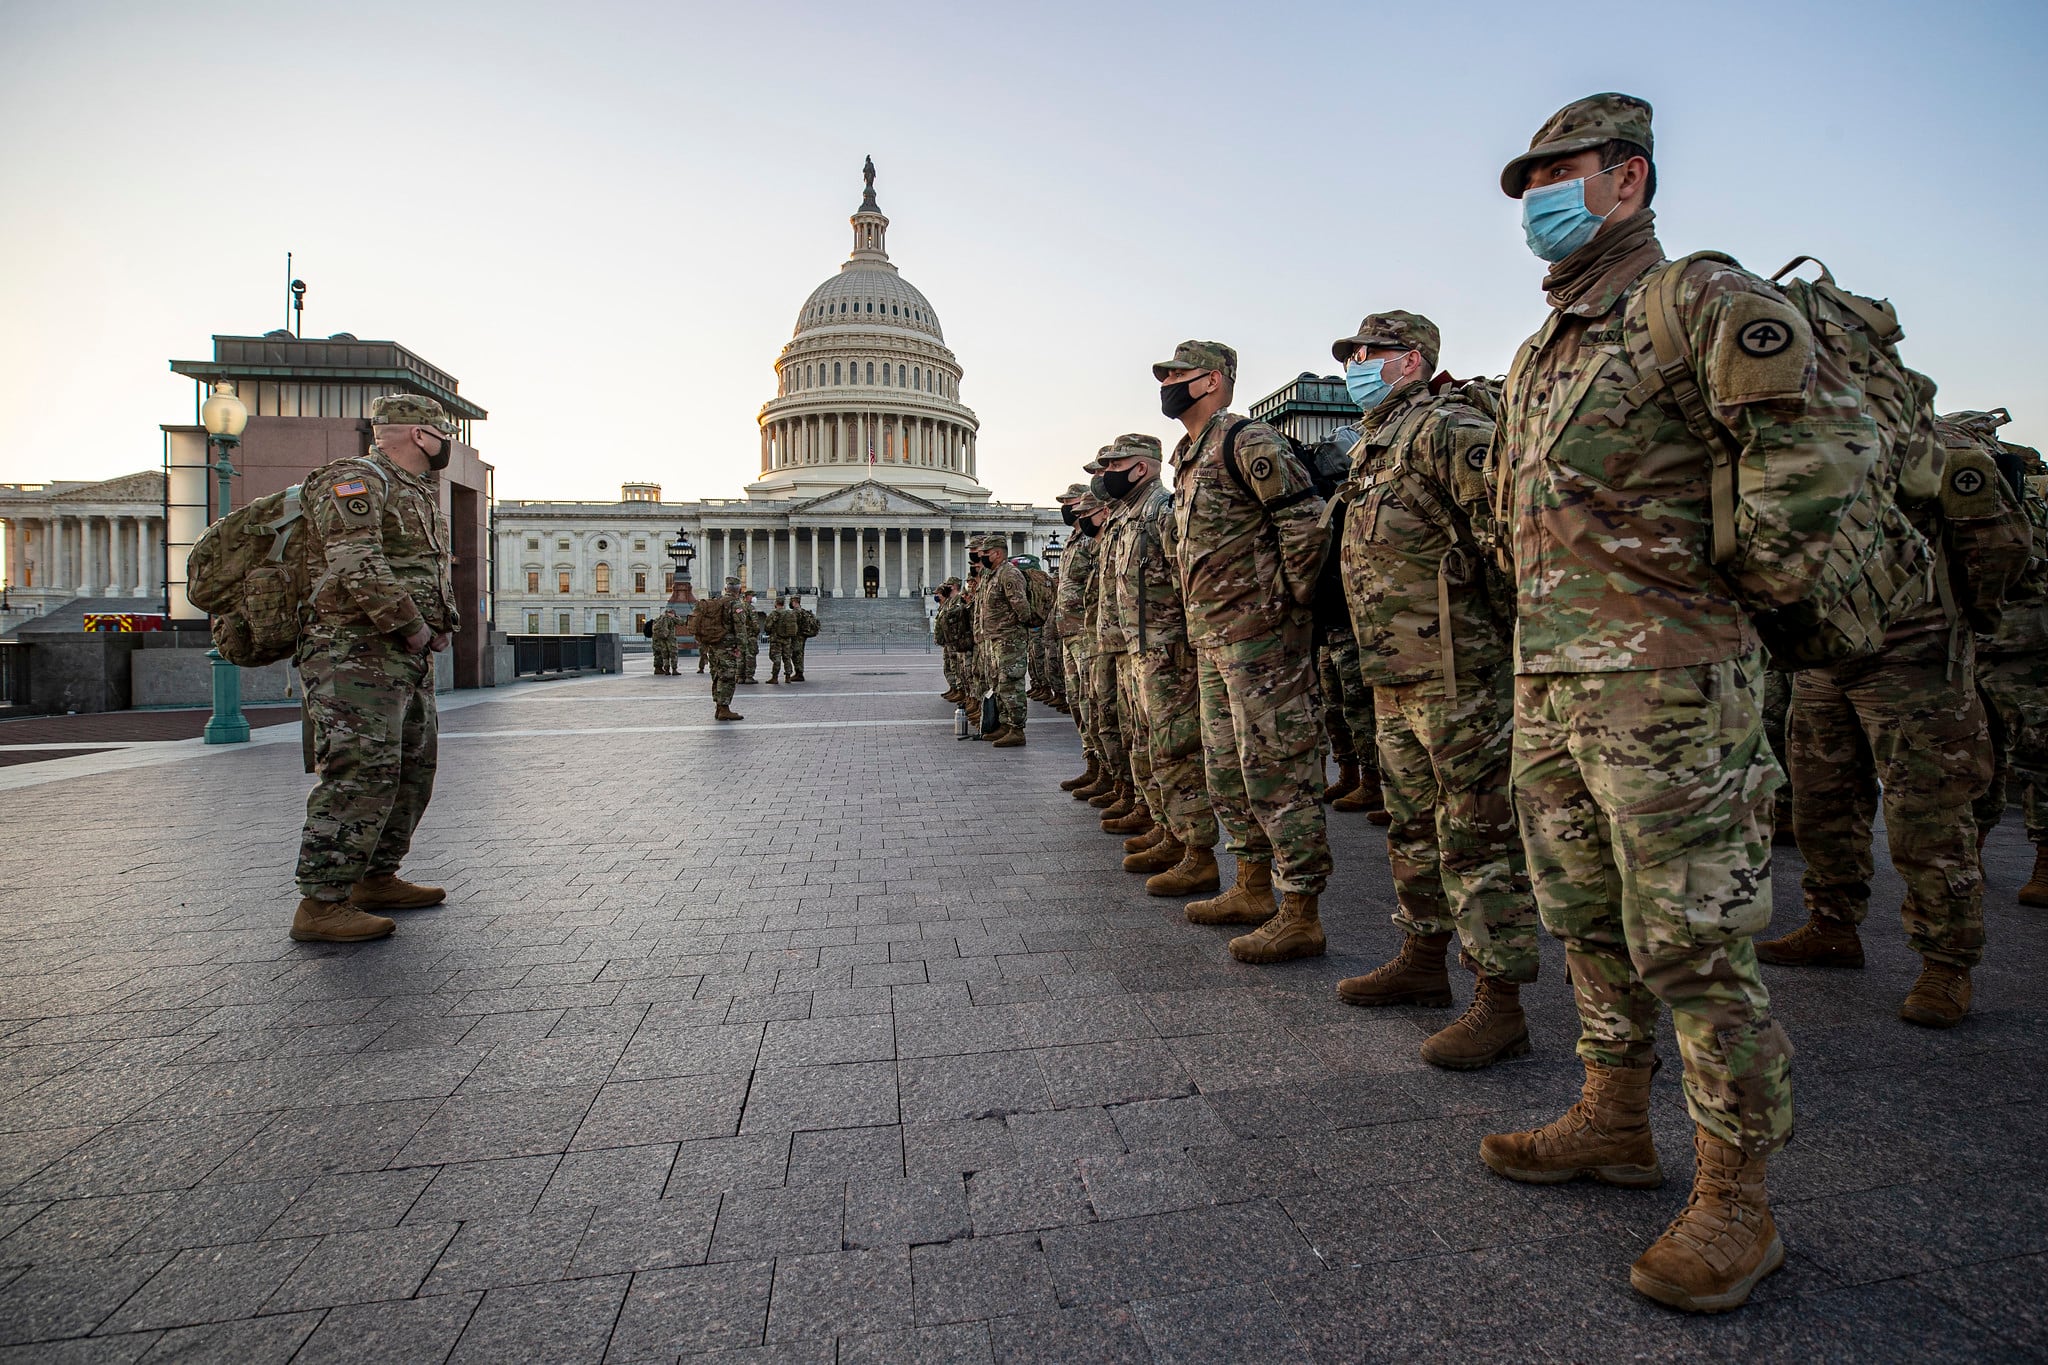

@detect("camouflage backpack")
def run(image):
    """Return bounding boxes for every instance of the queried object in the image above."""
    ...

[1929,409,2034,639]
[1630,253,1939,669]
[798,606,820,638]
[1014,559,1053,629]
[688,596,728,647]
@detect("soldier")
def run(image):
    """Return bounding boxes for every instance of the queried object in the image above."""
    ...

[1076,453,1133,804]
[1480,93,1810,1312]
[1319,627,1386,820]
[1760,407,2029,1023]
[1051,485,1101,792]
[1154,341,1332,964]
[1096,433,1222,897]
[789,593,817,682]
[972,535,1033,747]
[649,607,676,676]
[704,576,748,722]
[1322,310,1539,1071]
[290,393,459,944]
[766,595,796,684]
[957,565,986,734]
[738,593,763,684]
[937,580,965,702]
[1973,420,2048,901]
[1092,466,1150,838]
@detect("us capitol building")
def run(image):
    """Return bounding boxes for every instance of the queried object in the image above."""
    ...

[493,161,1062,637]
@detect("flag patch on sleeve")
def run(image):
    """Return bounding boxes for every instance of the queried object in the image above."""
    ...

[333,480,369,497]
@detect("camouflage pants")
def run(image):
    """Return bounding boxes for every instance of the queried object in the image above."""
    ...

[1088,648,1128,781]
[943,645,962,694]
[1063,638,1095,752]
[769,639,792,678]
[652,641,675,674]
[1317,632,1377,773]
[983,632,1027,733]
[1762,666,1793,832]
[1375,666,1537,982]
[1113,653,1152,813]
[1513,655,1792,1157]
[1792,634,1990,967]
[296,630,439,897]
[709,639,741,707]
[1974,652,2048,845]
[1028,629,1047,693]
[1131,642,1217,848]
[697,642,707,672]
[1194,628,1332,895]
[739,636,759,681]
[790,636,806,676]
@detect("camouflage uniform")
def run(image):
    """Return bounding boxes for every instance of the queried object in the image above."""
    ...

[1054,517,1100,755]
[1077,497,1126,781]
[295,419,456,899]
[1336,315,1536,983]
[973,538,1033,735]
[704,581,748,710]
[767,601,796,682]
[1165,348,1331,896]
[1100,438,1216,850]
[1495,191,1801,1153]
[790,600,817,679]
[1316,632,1376,775]
[1971,432,2048,849]
[649,610,676,675]
[738,600,763,681]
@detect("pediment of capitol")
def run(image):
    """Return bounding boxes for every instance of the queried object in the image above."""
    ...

[790,480,949,521]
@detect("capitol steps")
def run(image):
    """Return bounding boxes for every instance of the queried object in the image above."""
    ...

[812,595,935,646]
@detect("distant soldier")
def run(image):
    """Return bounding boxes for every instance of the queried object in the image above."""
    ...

[1972,418,2048,900]
[1051,485,1100,792]
[1155,340,1331,964]
[702,576,748,721]
[738,593,763,683]
[972,535,1033,747]
[649,608,677,675]
[789,594,817,682]
[936,580,964,701]
[291,393,460,944]
[1078,451,1133,804]
[766,596,797,684]
[1318,634,1385,819]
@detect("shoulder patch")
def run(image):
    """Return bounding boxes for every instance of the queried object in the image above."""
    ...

[1709,291,1813,406]
[333,480,369,498]
[1942,447,2001,520]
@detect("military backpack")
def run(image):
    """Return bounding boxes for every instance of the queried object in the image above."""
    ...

[1927,409,2034,642]
[1016,561,1054,629]
[798,607,820,639]
[689,597,729,647]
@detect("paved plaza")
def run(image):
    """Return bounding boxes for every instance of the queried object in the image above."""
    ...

[0,649,2041,1363]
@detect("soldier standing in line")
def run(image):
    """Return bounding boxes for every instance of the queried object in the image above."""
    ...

[1759,407,2029,1024]
[649,607,676,676]
[1318,630,1386,820]
[1092,459,1152,842]
[1972,419,2048,900]
[737,592,763,684]
[290,393,460,944]
[1096,433,1222,897]
[1052,486,1102,793]
[704,576,748,722]
[1076,455,1132,805]
[790,593,817,682]
[972,535,1033,747]
[1154,341,1332,964]
[1481,93,1815,1311]
[936,579,964,702]
[1322,310,1540,1070]
[766,595,796,684]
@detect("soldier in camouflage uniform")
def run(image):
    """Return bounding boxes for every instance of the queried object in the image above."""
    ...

[1156,341,1332,964]
[936,580,963,701]
[1760,665,1796,844]
[1971,421,2048,901]
[1092,465,1150,838]
[1318,630,1385,819]
[1761,408,2030,1025]
[1050,485,1100,790]
[1096,434,1222,897]
[738,594,763,683]
[1324,311,1540,1071]
[705,577,748,721]
[1077,453,1133,803]
[972,535,1032,747]
[789,595,816,681]
[649,608,677,675]
[1476,93,1835,1313]
[291,393,460,944]
[766,596,796,684]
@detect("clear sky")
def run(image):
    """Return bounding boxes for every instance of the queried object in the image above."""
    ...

[2,0,2043,512]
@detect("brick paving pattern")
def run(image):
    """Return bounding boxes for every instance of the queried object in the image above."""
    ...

[0,651,2039,1361]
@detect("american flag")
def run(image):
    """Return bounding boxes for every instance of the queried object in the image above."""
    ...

[867,436,876,465]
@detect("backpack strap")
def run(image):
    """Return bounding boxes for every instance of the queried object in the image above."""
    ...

[264,486,305,564]
[1639,254,1743,566]
[1375,406,1485,700]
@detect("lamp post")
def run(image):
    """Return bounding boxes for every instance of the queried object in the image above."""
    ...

[1043,534,1063,576]
[199,382,251,744]
[668,526,697,654]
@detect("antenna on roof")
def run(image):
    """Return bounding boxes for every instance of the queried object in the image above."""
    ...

[291,277,307,338]
[284,252,293,332]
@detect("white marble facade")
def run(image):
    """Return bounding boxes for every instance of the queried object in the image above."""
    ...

[0,472,169,618]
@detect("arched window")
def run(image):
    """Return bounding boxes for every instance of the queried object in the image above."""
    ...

[898,365,906,386]
[882,365,891,386]
[594,563,612,594]
[866,362,875,384]
[834,361,842,384]
[840,301,847,313]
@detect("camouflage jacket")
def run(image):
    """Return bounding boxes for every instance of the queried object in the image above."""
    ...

[303,446,455,637]
[747,608,766,639]
[768,606,797,641]
[941,595,975,650]
[974,558,1033,640]
[1982,445,2048,656]
[1098,476,1186,654]
[793,605,819,637]
[1498,216,1845,673]
[1339,382,1508,687]
[1051,530,1098,641]
[649,613,675,644]
[1172,411,1326,648]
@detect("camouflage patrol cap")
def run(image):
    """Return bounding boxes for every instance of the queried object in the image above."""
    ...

[1105,433,1164,464]
[368,392,459,435]
[1151,341,1238,383]
[1330,311,1441,372]
[1083,445,1114,475]
[724,575,741,588]
[1072,492,1103,515]
[1056,482,1088,503]
[1501,92,1653,198]
[944,575,962,588]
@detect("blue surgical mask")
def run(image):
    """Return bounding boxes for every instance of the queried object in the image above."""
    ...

[1521,164,1621,263]
[1345,357,1395,411]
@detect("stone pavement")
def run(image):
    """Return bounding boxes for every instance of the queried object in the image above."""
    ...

[0,649,2040,1363]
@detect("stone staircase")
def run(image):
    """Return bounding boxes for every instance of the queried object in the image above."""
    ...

[812,594,936,646]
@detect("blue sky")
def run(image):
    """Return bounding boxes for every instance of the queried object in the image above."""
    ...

[2,0,2043,510]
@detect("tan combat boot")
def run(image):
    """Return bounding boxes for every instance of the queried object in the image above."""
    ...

[1125,824,1167,854]
[1629,1128,1784,1313]
[1480,1060,1663,1188]
[993,730,1026,748]
[1123,833,1184,874]
[1420,976,1530,1070]
[1061,755,1101,792]
[716,704,744,722]
[1321,758,1360,804]
[1074,770,1114,802]
[1097,783,1136,819]
[1147,846,1221,897]
[1334,768,1389,823]
[1754,913,1864,968]
[349,874,446,911]
[1899,960,1972,1028]
[1103,804,1153,836]
[1229,892,1326,964]
[1186,858,1277,925]
[1337,931,1454,1007]
[2019,846,2048,907]
[291,897,395,944]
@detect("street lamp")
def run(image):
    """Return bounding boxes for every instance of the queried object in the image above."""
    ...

[1043,534,1063,575]
[198,382,250,745]
[669,526,696,592]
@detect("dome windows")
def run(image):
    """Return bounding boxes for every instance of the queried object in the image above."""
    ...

[833,361,842,384]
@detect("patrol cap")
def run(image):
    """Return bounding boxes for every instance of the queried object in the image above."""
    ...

[1083,444,1114,475]
[724,575,742,588]
[1501,92,1654,198]
[1151,340,1238,383]
[1056,482,1088,503]
[368,392,459,435]
[1104,433,1164,464]
[1072,492,1104,515]
[944,575,962,588]
[1330,311,1441,372]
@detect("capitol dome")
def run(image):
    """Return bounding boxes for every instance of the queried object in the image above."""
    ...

[748,160,987,503]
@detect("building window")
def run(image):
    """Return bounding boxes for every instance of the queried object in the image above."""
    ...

[883,365,890,386]
[833,362,842,383]
[866,362,874,383]
[558,570,571,593]
[526,536,539,550]
[595,613,610,633]
[898,364,906,386]
[597,539,609,551]
[663,571,675,590]
[526,570,540,593]
[525,611,539,633]
[634,539,646,550]
[557,538,570,550]
[635,612,648,632]
[635,570,648,593]
[558,611,572,634]
[594,563,612,593]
